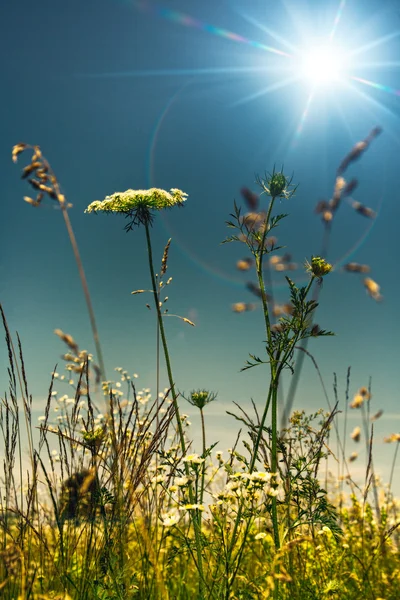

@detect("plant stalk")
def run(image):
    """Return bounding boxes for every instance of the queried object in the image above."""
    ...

[144,221,206,598]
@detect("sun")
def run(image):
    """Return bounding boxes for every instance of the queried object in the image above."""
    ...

[102,1,399,144]
[299,43,346,87]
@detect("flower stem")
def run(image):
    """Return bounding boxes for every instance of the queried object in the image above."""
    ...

[143,221,206,598]
[200,408,206,505]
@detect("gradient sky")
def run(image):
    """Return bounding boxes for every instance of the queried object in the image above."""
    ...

[1,0,400,494]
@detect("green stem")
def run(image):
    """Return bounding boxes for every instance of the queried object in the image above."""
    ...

[225,197,280,595]
[143,220,206,598]
[200,408,206,505]
[61,205,107,385]
[271,382,280,549]
[226,191,317,593]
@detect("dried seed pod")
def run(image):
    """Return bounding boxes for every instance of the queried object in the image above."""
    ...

[236,257,253,271]
[23,196,40,207]
[232,302,256,313]
[246,281,271,301]
[240,187,259,210]
[12,142,28,162]
[343,262,370,274]
[314,199,330,214]
[242,212,265,231]
[364,277,382,301]
[343,178,358,197]
[54,329,79,354]
[322,210,333,223]
[22,162,40,178]
[370,410,383,422]
[337,126,382,175]
[232,302,246,313]
[161,238,172,276]
[350,394,364,409]
[272,303,294,317]
[352,201,376,219]
[182,317,195,326]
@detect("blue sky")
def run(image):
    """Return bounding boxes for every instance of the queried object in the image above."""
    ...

[1,0,400,493]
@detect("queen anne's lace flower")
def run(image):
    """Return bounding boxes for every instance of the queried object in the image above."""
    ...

[85,187,188,228]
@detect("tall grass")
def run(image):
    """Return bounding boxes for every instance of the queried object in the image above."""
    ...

[1,129,399,599]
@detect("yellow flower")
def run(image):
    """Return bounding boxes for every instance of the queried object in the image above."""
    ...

[305,256,332,278]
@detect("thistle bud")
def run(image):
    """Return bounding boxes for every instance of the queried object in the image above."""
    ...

[267,172,287,197]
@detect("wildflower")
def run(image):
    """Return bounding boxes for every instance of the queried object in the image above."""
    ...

[305,256,332,279]
[160,511,180,527]
[151,474,165,484]
[83,427,105,449]
[183,453,205,465]
[175,476,190,487]
[182,389,218,410]
[351,426,361,442]
[85,187,187,228]
[251,471,272,484]
[179,504,205,511]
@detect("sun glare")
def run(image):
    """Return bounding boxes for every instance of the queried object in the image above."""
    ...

[108,2,400,145]
[300,44,345,86]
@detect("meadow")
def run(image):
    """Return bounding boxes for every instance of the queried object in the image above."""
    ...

[1,130,399,600]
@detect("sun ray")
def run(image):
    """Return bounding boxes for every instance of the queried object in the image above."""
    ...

[131,0,291,57]
[350,75,400,97]
[105,0,400,156]
[345,80,399,120]
[229,76,299,108]
[234,10,299,54]
[330,0,347,41]
[76,66,283,79]
[354,61,400,69]
[349,30,400,57]
[291,91,315,147]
